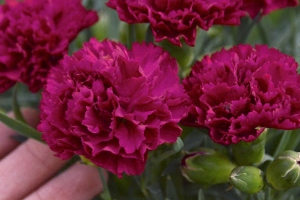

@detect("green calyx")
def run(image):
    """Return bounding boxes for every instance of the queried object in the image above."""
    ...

[232,128,267,166]
[181,148,236,186]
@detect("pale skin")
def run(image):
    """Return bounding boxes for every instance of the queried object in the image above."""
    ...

[0,108,105,200]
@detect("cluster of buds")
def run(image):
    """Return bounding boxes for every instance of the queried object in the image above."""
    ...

[181,130,300,194]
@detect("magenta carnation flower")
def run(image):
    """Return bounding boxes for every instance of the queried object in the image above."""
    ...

[106,0,245,46]
[38,38,189,177]
[182,44,300,145]
[241,0,299,18]
[0,0,98,93]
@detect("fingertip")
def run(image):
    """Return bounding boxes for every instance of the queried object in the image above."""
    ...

[20,107,40,128]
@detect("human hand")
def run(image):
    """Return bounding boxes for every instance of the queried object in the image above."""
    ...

[0,108,105,200]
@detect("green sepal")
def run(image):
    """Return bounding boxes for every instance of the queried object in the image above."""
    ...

[232,128,267,166]
[0,111,42,142]
[181,148,236,186]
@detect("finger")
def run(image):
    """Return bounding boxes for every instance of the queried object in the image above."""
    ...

[0,139,67,200]
[0,108,40,158]
[24,164,106,200]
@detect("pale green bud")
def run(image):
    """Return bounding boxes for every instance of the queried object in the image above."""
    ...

[230,166,264,194]
[266,150,300,190]
[181,148,236,186]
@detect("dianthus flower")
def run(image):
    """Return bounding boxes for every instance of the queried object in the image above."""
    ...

[182,44,300,145]
[241,0,298,18]
[38,38,189,177]
[0,0,98,93]
[106,0,245,46]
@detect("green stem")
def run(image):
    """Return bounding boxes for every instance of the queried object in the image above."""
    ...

[256,23,268,44]
[265,187,271,200]
[12,83,26,123]
[134,176,148,197]
[198,189,206,200]
[290,10,297,61]
[127,24,136,49]
[145,25,154,44]
[0,111,42,142]
[236,12,262,44]
[273,130,292,158]
[98,167,112,200]
[285,129,300,150]
[192,30,209,65]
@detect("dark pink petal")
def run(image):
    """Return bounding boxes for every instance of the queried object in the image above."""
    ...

[182,44,300,145]
[241,0,298,18]
[107,0,245,46]
[115,119,146,154]
[0,0,98,93]
[39,39,189,177]
[159,122,182,144]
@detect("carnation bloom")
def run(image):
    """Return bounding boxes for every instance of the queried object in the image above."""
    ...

[241,0,299,18]
[182,44,300,145]
[38,38,188,177]
[0,0,98,93]
[106,0,245,46]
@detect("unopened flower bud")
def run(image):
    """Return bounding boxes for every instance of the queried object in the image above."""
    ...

[181,148,236,186]
[266,150,300,190]
[230,166,264,194]
[232,128,267,165]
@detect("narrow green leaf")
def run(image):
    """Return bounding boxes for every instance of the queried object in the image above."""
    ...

[257,154,274,166]
[162,158,180,176]
[127,24,136,49]
[166,176,179,200]
[12,83,26,123]
[182,128,205,151]
[147,182,165,200]
[236,13,262,44]
[172,137,184,152]
[145,25,154,44]
[273,130,292,157]
[98,167,112,200]
[198,189,206,200]
[0,111,42,142]
[158,137,184,162]
[285,129,300,150]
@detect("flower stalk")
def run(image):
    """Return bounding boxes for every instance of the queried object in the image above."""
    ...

[98,167,112,200]
[0,111,42,142]
[12,83,26,123]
